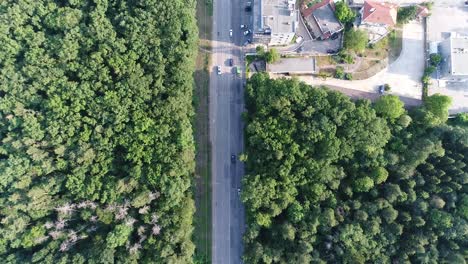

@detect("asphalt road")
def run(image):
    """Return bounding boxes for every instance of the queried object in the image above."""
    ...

[210,0,248,263]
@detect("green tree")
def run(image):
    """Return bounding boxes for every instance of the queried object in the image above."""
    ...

[344,29,368,53]
[265,48,280,63]
[423,94,452,125]
[334,1,356,23]
[374,95,405,120]
[397,6,418,24]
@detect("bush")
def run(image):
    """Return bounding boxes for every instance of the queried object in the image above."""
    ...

[345,73,353,80]
[265,48,280,63]
[384,84,391,91]
[335,66,345,79]
[430,53,442,66]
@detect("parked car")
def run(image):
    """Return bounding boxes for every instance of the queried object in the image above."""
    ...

[231,154,236,163]
[217,66,221,75]
[465,1,468,6]
[236,67,241,76]
[228,58,233,66]
[378,85,385,94]
[240,24,246,29]
[331,33,339,40]
[229,29,233,37]
[243,30,251,36]
[326,49,336,54]
[245,6,252,11]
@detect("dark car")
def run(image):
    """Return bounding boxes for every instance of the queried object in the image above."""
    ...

[245,6,252,12]
[378,85,385,94]
[231,154,236,163]
[331,33,339,40]
[326,49,336,54]
[228,58,233,66]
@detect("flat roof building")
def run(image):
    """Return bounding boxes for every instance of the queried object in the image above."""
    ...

[267,57,317,74]
[439,34,468,82]
[253,0,299,46]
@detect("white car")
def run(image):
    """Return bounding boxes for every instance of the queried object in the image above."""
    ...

[243,30,251,36]
[216,66,221,75]
[229,29,233,37]
[240,25,246,29]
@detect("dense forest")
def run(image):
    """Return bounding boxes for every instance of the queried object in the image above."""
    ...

[242,73,467,263]
[0,0,198,263]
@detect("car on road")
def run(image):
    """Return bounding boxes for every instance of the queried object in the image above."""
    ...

[326,49,336,54]
[331,33,339,40]
[216,66,221,75]
[231,154,236,163]
[240,24,246,29]
[465,1,468,6]
[243,30,251,36]
[229,29,233,37]
[228,58,233,66]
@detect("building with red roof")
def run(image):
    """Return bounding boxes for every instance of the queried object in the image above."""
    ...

[301,0,343,40]
[359,0,398,43]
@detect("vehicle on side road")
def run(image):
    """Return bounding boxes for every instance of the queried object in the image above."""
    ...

[243,30,251,36]
[231,154,236,163]
[326,49,336,54]
[379,85,385,94]
[229,29,233,37]
[331,33,339,40]
[228,58,233,66]
[217,66,221,75]
[241,25,246,29]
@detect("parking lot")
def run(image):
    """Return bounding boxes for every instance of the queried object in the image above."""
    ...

[295,21,424,100]
[427,0,468,114]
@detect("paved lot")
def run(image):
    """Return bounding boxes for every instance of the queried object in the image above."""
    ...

[427,0,468,114]
[210,0,247,263]
[427,0,468,42]
[296,21,424,99]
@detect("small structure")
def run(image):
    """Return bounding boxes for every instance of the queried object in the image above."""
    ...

[301,0,344,40]
[439,34,468,84]
[253,0,299,46]
[359,0,398,43]
[415,5,429,21]
[267,57,317,74]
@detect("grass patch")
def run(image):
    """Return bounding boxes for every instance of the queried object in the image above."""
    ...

[388,28,403,63]
[315,55,336,67]
[193,0,212,263]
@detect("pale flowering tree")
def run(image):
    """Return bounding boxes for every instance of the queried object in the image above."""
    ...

[89,215,98,222]
[115,206,129,220]
[125,217,137,227]
[44,221,54,229]
[152,224,161,235]
[59,240,70,252]
[138,205,150,214]
[151,214,159,224]
[137,226,146,236]
[55,203,75,215]
[128,243,141,255]
[34,235,49,244]
[55,219,66,230]
[49,230,62,240]
[148,191,160,202]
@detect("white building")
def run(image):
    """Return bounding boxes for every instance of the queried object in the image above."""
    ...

[439,34,468,83]
[253,0,299,46]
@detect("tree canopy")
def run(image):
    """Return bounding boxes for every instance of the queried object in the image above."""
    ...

[0,0,198,262]
[242,73,467,263]
[334,1,356,24]
[344,28,368,53]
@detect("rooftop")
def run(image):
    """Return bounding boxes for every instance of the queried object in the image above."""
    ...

[361,0,397,27]
[254,0,298,34]
[267,57,316,74]
[449,36,468,76]
[302,0,343,39]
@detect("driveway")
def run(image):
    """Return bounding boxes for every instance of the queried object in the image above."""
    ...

[296,21,424,100]
[427,0,468,114]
